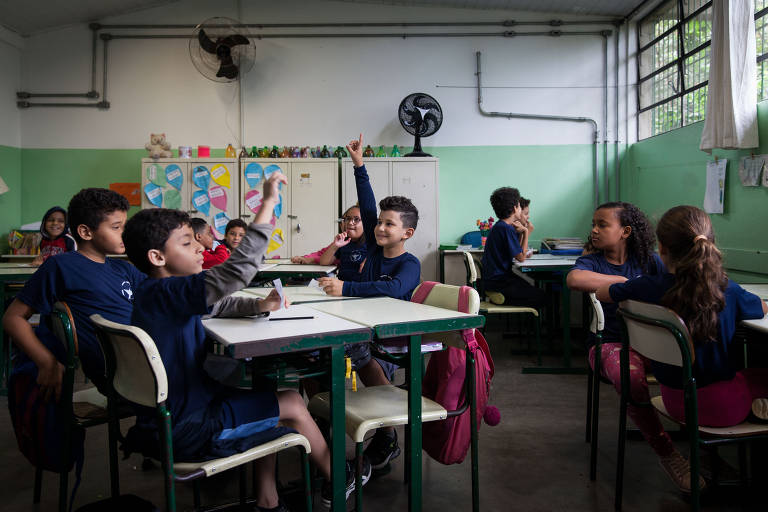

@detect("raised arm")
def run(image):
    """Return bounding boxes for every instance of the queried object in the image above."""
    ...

[347,134,378,249]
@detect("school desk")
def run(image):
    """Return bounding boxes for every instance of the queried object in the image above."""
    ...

[515,256,581,374]
[438,247,484,285]
[740,284,768,334]
[255,263,337,283]
[202,305,371,512]
[304,297,485,512]
[0,262,38,395]
[239,286,358,304]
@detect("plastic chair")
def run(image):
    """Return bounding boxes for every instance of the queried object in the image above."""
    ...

[462,251,542,363]
[615,300,768,512]
[307,283,483,512]
[34,302,125,511]
[90,314,313,512]
[583,293,605,481]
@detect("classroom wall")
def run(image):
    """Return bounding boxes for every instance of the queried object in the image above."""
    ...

[14,0,627,247]
[0,30,23,252]
[621,103,768,283]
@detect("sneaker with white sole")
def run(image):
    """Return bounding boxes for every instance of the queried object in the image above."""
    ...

[320,458,372,509]
[659,451,705,494]
[364,430,401,470]
[752,398,768,421]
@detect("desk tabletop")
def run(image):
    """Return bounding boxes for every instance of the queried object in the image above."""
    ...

[743,315,768,334]
[743,284,768,301]
[516,256,578,268]
[239,287,357,304]
[0,262,38,275]
[262,264,337,274]
[304,296,484,338]
[202,304,371,359]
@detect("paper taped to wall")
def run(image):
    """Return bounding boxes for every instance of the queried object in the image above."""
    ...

[704,159,727,214]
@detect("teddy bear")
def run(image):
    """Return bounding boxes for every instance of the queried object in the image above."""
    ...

[145,133,173,159]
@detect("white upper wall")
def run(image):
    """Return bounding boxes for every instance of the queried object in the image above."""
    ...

[18,0,626,149]
[0,27,22,147]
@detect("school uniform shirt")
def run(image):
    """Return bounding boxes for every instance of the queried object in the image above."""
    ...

[202,244,230,269]
[15,252,145,386]
[481,220,523,291]
[341,165,421,301]
[335,241,367,282]
[573,252,665,343]
[609,275,764,388]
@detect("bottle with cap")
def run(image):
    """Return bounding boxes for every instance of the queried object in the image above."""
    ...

[239,147,248,158]
[391,145,401,157]
[269,146,280,158]
[363,145,375,157]
[225,144,237,158]
[375,145,386,157]
[250,146,258,157]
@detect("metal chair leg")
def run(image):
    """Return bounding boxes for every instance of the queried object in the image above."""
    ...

[301,448,312,512]
[355,442,363,512]
[193,481,201,510]
[614,385,628,510]
[590,345,602,482]
[33,467,43,504]
[586,369,594,443]
[239,465,247,507]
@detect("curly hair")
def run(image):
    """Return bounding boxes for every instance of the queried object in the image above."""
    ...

[519,197,531,209]
[490,187,521,219]
[583,202,656,271]
[657,205,727,343]
[123,208,190,274]
[225,218,248,234]
[379,195,418,229]
[67,188,129,243]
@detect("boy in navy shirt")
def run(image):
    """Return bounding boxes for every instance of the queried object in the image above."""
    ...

[316,133,420,473]
[481,187,546,306]
[3,188,144,397]
[124,171,365,510]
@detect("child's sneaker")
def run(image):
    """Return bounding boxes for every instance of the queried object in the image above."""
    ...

[320,458,372,509]
[659,450,705,494]
[364,429,401,470]
[752,398,768,421]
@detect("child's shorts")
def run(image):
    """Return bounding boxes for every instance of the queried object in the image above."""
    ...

[216,388,280,440]
[346,342,397,382]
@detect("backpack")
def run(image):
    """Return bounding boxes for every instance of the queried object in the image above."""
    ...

[412,282,498,465]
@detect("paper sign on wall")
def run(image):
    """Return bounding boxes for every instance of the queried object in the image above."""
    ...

[144,183,163,207]
[211,164,231,188]
[147,164,165,187]
[193,166,210,190]
[165,164,183,190]
[213,212,230,235]
[738,155,765,186]
[704,159,727,214]
[267,228,284,254]
[164,188,181,210]
[209,186,227,211]
[245,189,262,213]
[192,190,211,216]
[244,163,263,189]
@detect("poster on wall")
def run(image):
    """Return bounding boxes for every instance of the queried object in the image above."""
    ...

[738,155,765,186]
[703,159,727,214]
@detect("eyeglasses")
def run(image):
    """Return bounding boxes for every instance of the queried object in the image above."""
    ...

[342,216,362,224]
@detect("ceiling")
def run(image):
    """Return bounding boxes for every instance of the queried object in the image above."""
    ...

[0,0,648,37]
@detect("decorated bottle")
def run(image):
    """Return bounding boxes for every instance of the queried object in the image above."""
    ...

[250,146,258,157]
[363,145,375,157]
[390,145,401,157]
[320,145,332,158]
[225,144,237,158]
[334,146,348,158]
[375,145,386,157]
[239,146,248,158]
[279,146,290,158]
[269,146,280,158]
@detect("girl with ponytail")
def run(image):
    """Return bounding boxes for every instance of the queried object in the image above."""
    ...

[598,205,768,430]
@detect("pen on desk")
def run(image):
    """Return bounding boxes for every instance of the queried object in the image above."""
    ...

[269,316,315,321]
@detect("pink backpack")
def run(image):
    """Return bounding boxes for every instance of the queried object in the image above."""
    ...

[412,282,498,465]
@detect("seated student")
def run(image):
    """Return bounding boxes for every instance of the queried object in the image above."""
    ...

[190,217,229,269]
[597,205,768,432]
[123,171,367,510]
[32,206,76,265]
[481,187,546,306]
[223,218,247,253]
[291,205,366,277]
[3,189,145,396]
[316,134,420,471]
[567,201,695,493]
[513,197,534,258]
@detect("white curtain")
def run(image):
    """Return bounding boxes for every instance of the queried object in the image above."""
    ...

[700,0,759,152]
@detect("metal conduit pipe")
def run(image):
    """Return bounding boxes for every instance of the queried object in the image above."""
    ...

[615,22,620,201]
[105,30,610,40]
[475,51,601,209]
[603,34,608,203]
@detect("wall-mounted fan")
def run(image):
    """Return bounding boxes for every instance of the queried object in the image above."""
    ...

[398,93,443,157]
[189,17,255,82]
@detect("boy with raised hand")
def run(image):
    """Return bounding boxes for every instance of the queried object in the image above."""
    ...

[3,188,145,398]
[123,171,367,511]
[317,133,421,474]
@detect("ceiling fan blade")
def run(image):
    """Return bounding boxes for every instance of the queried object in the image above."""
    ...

[220,34,250,48]
[198,28,218,54]
[216,55,239,79]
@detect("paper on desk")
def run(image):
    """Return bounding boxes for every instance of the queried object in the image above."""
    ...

[272,278,285,309]
[704,159,727,214]
[308,279,326,294]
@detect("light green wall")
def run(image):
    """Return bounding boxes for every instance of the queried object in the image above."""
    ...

[0,145,22,253]
[621,103,768,282]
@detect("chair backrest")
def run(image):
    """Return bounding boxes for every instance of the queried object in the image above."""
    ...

[462,251,478,287]
[588,293,605,334]
[617,300,695,368]
[413,281,480,315]
[90,314,169,408]
[49,302,78,363]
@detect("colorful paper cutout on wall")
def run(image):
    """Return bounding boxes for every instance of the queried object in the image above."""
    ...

[109,182,141,206]
[165,164,183,190]
[147,164,165,187]
[164,188,181,210]
[210,164,231,188]
[263,164,281,180]
[245,189,262,213]
[192,190,211,216]
[274,193,283,218]
[213,212,230,235]
[267,228,284,254]
[144,183,163,207]
[209,186,227,211]
[193,166,210,190]
[244,163,263,189]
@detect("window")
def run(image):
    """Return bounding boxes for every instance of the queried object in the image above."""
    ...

[757,0,768,100]
[637,0,712,139]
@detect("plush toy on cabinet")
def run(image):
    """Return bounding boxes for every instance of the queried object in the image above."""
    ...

[145,133,173,159]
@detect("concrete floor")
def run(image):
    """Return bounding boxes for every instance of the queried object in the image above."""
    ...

[1,320,764,511]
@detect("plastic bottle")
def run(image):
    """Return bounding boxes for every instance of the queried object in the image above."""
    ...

[334,146,348,158]
[320,145,332,158]
[391,145,401,157]
[279,146,290,158]
[269,146,280,158]
[239,147,248,158]
[225,144,237,158]
[250,146,258,157]
[375,145,386,157]
[363,145,375,157]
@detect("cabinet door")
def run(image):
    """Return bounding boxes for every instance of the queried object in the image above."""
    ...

[238,159,291,258]
[188,159,239,241]
[141,160,189,212]
[391,160,439,281]
[342,159,390,214]
[289,160,338,257]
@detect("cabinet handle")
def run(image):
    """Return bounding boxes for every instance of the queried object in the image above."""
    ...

[296,223,301,233]
[287,215,298,219]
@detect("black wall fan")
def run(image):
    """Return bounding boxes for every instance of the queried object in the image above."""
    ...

[398,93,443,157]
[190,17,255,82]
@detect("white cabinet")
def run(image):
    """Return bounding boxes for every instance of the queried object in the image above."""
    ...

[239,158,338,258]
[141,158,239,240]
[341,157,439,282]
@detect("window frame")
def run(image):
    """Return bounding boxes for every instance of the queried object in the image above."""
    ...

[756,4,768,100]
